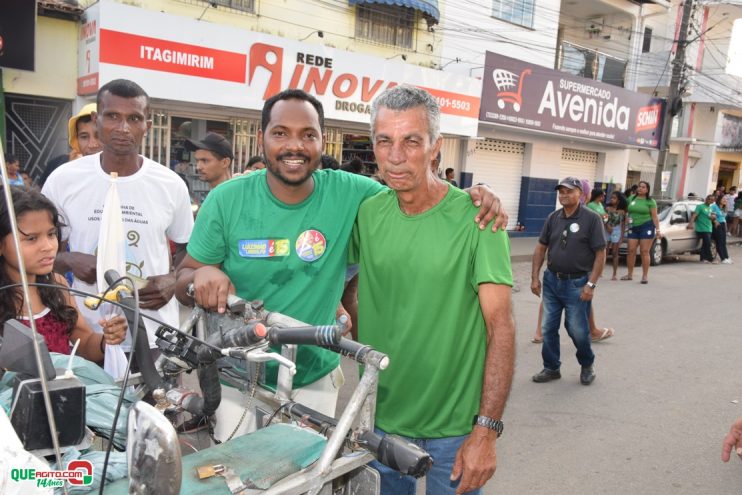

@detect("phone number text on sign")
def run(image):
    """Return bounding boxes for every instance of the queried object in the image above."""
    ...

[436,97,472,112]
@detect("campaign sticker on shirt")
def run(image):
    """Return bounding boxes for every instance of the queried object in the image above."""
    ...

[238,239,290,258]
[569,223,580,233]
[296,229,326,262]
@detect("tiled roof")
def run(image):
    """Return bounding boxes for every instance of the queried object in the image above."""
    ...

[38,0,84,20]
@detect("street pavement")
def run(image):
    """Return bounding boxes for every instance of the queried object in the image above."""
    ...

[487,244,742,495]
[339,242,742,495]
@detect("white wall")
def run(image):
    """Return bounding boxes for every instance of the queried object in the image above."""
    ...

[685,104,720,195]
[439,0,561,78]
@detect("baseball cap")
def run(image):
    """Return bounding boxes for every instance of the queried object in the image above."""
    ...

[68,103,97,152]
[184,132,234,160]
[555,177,582,191]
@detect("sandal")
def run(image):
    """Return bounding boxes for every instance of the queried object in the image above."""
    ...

[592,328,615,342]
[531,337,543,344]
[620,275,632,281]
[640,279,648,284]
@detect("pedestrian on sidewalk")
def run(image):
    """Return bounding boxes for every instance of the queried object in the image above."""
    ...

[531,177,606,386]
[623,181,660,284]
[723,186,737,225]
[606,190,628,280]
[712,195,732,264]
[586,189,608,225]
[688,194,716,263]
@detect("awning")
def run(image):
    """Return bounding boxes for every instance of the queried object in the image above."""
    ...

[349,0,440,24]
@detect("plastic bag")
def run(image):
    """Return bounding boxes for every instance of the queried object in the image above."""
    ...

[96,174,129,380]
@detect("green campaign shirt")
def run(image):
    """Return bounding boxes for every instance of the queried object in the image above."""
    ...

[188,169,384,388]
[627,196,657,226]
[693,203,713,233]
[350,185,513,438]
[586,201,606,217]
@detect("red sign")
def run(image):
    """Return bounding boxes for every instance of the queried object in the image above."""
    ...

[77,73,98,95]
[99,29,247,83]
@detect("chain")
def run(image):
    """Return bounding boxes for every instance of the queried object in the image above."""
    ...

[225,363,261,441]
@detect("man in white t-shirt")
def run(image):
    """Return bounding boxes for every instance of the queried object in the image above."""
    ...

[42,79,194,348]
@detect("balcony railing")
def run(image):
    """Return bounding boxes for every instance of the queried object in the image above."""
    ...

[557,41,627,88]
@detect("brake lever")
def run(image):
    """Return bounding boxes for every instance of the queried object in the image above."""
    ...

[220,347,297,376]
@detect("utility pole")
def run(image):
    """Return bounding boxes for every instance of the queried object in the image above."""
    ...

[653,0,694,198]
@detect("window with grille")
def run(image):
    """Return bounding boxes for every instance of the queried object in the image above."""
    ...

[355,4,414,49]
[491,0,535,28]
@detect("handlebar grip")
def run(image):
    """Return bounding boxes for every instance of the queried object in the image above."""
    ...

[104,269,122,287]
[268,325,341,346]
[323,338,389,369]
[359,431,432,478]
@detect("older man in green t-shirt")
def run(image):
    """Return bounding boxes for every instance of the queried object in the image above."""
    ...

[351,85,515,495]
[688,194,717,262]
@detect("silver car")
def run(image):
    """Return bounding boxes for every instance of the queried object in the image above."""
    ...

[620,199,716,266]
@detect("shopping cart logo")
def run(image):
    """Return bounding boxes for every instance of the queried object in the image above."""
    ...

[492,68,532,112]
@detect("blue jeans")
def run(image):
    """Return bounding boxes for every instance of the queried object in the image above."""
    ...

[371,428,481,495]
[541,270,594,371]
[697,231,713,261]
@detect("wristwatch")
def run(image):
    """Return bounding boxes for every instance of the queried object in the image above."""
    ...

[586,281,597,289]
[473,415,504,437]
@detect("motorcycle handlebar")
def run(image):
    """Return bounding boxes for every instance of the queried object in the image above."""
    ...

[323,338,389,369]
[358,431,432,479]
[268,325,341,346]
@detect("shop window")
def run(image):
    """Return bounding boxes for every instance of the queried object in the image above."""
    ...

[355,4,414,49]
[492,0,535,28]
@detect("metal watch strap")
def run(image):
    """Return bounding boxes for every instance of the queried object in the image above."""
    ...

[474,415,503,437]
[586,281,596,289]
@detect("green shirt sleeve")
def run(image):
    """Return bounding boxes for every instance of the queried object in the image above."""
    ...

[472,228,513,290]
[186,191,227,265]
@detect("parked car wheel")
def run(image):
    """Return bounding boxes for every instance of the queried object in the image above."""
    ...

[649,239,664,266]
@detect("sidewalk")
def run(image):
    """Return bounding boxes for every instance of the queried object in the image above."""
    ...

[507,232,742,263]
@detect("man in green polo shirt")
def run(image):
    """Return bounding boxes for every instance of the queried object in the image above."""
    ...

[688,194,716,263]
[351,85,515,495]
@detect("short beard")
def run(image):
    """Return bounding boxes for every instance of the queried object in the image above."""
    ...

[264,153,316,187]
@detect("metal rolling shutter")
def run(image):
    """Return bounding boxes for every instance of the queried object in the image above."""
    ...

[559,148,598,187]
[467,138,525,230]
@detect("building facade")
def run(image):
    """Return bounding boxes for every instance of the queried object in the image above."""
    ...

[439,0,671,232]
